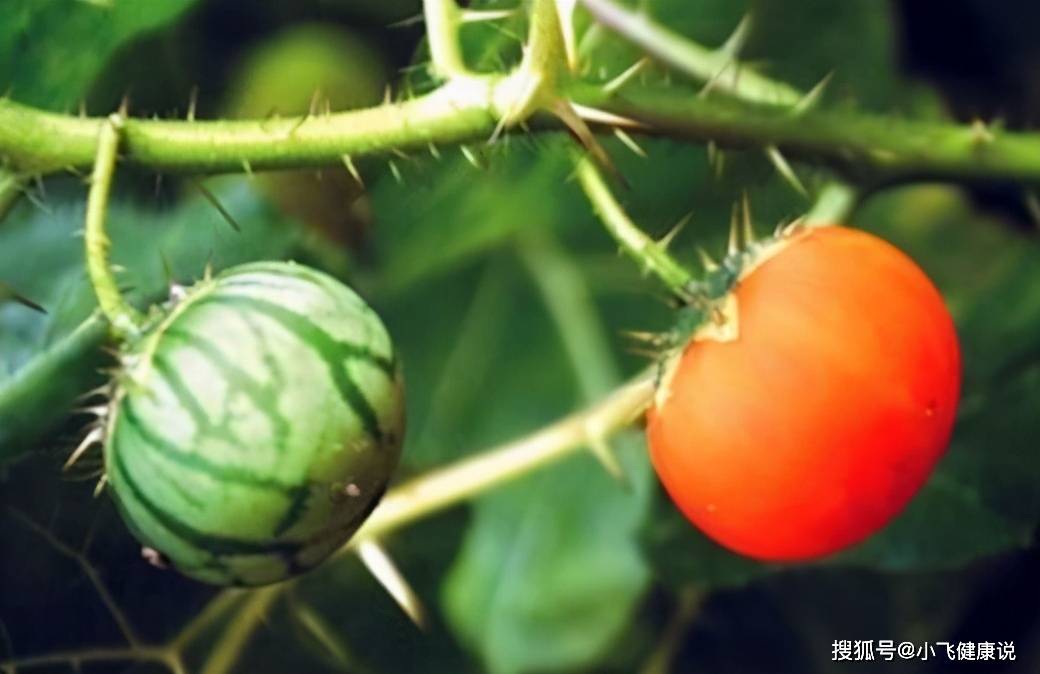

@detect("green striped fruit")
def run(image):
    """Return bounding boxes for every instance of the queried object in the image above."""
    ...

[103,261,405,586]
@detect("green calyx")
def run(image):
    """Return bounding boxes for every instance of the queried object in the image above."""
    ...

[661,220,816,355]
[102,261,406,586]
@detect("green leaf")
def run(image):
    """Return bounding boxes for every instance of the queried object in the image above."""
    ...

[443,433,652,674]
[432,244,652,674]
[1,0,201,110]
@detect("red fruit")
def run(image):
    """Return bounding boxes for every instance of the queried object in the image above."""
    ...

[646,225,961,561]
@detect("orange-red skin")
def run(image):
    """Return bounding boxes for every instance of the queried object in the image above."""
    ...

[647,226,961,561]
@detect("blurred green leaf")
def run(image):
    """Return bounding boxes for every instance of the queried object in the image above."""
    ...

[2,0,202,110]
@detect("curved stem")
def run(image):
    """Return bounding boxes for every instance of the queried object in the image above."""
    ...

[575,155,696,295]
[85,113,141,339]
[572,83,1040,186]
[342,371,654,547]
[424,0,470,79]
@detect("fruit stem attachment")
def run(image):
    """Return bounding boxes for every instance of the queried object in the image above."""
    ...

[84,113,142,340]
[575,155,696,297]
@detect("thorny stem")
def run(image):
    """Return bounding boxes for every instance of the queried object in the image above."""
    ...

[575,155,696,295]
[5,84,1037,186]
[579,0,802,106]
[84,113,142,339]
[423,0,470,79]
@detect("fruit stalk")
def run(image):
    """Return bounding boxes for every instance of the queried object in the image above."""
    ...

[575,156,696,296]
[84,113,142,339]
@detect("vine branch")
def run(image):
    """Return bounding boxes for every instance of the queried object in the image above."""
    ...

[340,371,653,547]
[4,84,1040,187]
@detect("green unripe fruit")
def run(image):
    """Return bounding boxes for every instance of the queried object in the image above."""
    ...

[103,262,405,586]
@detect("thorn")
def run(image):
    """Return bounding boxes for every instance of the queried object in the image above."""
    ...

[792,72,833,115]
[388,160,403,184]
[740,192,754,244]
[0,283,47,314]
[460,145,483,169]
[555,0,579,70]
[93,473,108,497]
[341,155,364,187]
[604,57,649,95]
[356,540,426,629]
[307,89,322,119]
[765,145,809,198]
[585,425,629,488]
[971,118,996,145]
[187,86,198,121]
[427,142,441,160]
[782,216,807,238]
[65,427,104,470]
[73,404,108,418]
[77,384,112,403]
[660,212,692,250]
[553,100,627,189]
[697,247,719,272]
[570,103,650,130]
[383,85,393,105]
[719,14,753,59]
[387,12,424,29]
[191,179,242,232]
[240,159,253,178]
[613,128,647,158]
[460,8,517,23]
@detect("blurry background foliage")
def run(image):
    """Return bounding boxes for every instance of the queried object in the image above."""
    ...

[3,0,1040,673]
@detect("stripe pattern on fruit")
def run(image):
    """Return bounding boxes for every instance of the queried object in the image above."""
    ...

[103,261,405,586]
